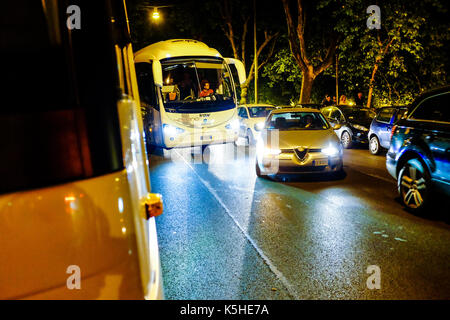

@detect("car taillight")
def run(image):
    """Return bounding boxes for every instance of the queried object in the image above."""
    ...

[390,125,397,141]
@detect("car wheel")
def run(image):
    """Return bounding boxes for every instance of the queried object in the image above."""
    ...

[255,160,266,178]
[398,158,431,213]
[369,135,380,155]
[341,131,352,149]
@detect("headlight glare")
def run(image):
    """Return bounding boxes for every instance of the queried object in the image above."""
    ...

[321,144,339,156]
[163,124,184,136]
[254,122,265,131]
[264,148,281,156]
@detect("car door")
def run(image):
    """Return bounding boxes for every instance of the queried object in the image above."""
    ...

[237,107,249,137]
[408,92,450,185]
[377,108,396,148]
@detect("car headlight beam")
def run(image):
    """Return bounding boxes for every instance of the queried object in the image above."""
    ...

[321,144,339,156]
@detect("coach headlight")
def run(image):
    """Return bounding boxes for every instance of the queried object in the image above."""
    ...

[226,119,240,130]
[163,124,184,136]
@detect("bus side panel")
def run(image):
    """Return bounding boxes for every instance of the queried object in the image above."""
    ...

[0,170,143,300]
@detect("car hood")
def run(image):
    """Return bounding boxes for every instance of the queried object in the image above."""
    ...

[262,128,339,149]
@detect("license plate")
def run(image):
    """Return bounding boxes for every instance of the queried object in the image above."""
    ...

[314,159,328,166]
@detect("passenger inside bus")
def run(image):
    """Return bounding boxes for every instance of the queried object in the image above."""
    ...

[162,76,180,102]
[199,80,214,97]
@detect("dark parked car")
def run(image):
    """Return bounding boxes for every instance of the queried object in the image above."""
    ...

[295,103,322,110]
[386,86,450,213]
[368,106,408,155]
[321,105,376,148]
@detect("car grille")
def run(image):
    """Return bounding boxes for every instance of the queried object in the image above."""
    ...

[281,148,321,153]
[294,148,307,160]
[278,165,327,172]
[281,148,322,162]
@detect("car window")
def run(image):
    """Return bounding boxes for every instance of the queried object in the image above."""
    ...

[330,109,343,122]
[248,106,274,118]
[377,108,395,123]
[341,107,376,120]
[394,108,408,122]
[238,107,248,118]
[409,93,449,122]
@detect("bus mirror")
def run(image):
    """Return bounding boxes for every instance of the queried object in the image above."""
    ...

[224,58,246,85]
[152,60,163,88]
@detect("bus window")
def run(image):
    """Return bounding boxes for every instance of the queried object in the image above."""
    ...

[228,63,241,101]
[136,62,158,109]
[161,59,234,103]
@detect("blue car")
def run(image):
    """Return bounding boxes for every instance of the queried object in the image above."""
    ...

[386,86,450,213]
[368,106,408,155]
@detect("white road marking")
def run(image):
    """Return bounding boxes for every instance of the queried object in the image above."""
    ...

[174,150,300,299]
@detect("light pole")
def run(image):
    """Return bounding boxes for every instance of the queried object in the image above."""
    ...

[335,50,339,104]
[253,0,258,104]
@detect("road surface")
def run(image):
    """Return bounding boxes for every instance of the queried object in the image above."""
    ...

[149,142,450,299]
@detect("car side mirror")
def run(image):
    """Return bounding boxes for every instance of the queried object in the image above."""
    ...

[333,124,342,130]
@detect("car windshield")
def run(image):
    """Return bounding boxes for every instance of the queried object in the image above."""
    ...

[266,112,330,130]
[161,58,234,104]
[248,106,275,118]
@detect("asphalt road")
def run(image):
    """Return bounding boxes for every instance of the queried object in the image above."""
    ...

[149,142,450,300]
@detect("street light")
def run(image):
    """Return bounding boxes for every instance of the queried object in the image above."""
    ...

[152,8,160,20]
[142,5,172,23]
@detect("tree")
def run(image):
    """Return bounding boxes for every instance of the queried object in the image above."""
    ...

[219,0,279,104]
[335,0,449,107]
[281,0,339,103]
[262,43,303,104]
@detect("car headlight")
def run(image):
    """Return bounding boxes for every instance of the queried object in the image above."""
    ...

[163,124,184,136]
[254,122,265,131]
[321,144,340,156]
[351,124,368,132]
[226,119,240,130]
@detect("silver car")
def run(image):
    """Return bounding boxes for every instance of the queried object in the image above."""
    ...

[255,108,344,177]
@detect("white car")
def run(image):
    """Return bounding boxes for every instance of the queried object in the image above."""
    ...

[237,104,275,145]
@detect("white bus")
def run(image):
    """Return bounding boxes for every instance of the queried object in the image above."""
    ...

[134,39,246,151]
